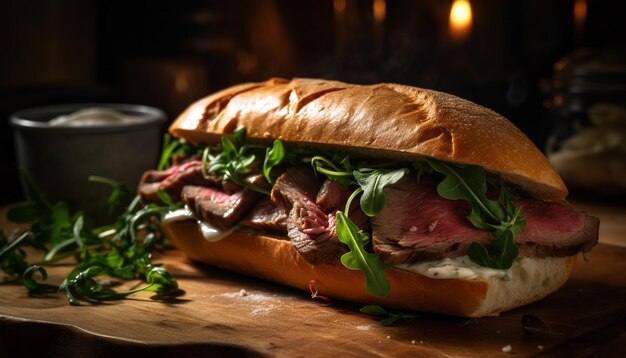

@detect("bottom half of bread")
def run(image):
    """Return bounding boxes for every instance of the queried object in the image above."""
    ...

[162,221,576,317]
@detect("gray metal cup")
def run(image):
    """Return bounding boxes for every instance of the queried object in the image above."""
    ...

[10,103,165,223]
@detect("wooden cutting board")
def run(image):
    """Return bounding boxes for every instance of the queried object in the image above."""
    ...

[0,244,625,357]
[1,203,625,357]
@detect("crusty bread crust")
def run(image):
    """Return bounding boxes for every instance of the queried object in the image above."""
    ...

[162,221,575,317]
[170,78,567,201]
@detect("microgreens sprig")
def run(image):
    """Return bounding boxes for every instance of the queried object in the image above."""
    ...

[202,128,271,195]
[1,172,182,305]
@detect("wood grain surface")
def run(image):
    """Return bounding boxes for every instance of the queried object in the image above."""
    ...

[1,202,625,357]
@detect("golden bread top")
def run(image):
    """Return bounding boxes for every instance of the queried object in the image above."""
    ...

[170,78,567,201]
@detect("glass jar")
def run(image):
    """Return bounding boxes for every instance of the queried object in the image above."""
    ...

[542,49,626,195]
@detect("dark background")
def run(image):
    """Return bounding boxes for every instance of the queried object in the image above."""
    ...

[1,0,624,204]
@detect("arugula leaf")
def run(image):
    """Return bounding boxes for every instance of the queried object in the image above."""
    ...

[311,155,355,187]
[469,215,522,269]
[426,159,504,227]
[157,134,200,171]
[20,167,52,212]
[56,259,181,305]
[412,161,433,183]
[3,172,182,305]
[335,211,392,297]
[425,159,526,269]
[233,127,247,147]
[263,140,284,184]
[144,266,180,294]
[88,176,134,216]
[20,265,58,293]
[359,304,389,316]
[203,129,270,195]
[360,305,420,326]
[156,189,176,207]
[0,231,30,277]
[353,168,408,216]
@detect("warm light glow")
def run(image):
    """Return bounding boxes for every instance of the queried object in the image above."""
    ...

[449,0,473,42]
[574,0,587,30]
[575,0,587,22]
[174,73,189,93]
[334,0,346,13]
[373,0,386,23]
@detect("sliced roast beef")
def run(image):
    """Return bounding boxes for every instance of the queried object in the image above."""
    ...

[372,178,599,264]
[138,161,231,203]
[317,179,370,231]
[515,200,599,257]
[372,178,492,263]
[182,175,265,230]
[240,197,288,234]
[271,166,322,210]
[316,180,352,212]
[272,168,361,264]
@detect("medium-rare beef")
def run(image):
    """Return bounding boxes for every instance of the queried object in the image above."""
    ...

[316,180,351,212]
[317,179,370,231]
[240,197,288,234]
[138,161,235,203]
[372,178,599,265]
[182,175,265,230]
[271,166,322,211]
[515,200,599,257]
[272,168,358,264]
[372,178,492,263]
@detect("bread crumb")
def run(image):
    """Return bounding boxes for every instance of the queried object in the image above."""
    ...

[411,340,416,345]
[409,226,418,232]
[237,289,248,297]
[502,345,512,353]
[428,220,438,232]
[538,345,544,351]
[386,335,391,339]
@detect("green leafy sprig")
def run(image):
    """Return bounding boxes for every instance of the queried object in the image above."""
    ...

[353,168,408,217]
[202,128,270,195]
[425,159,525,269]
[158,134,201,171]
[311,155,356,187]
[2,174,182,305]
[311,155,408,297]
[359,305,420,326]
[0,231,30,277]
[263,140,285,184]
[335,211,392,297]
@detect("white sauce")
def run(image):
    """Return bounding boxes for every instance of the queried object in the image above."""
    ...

[164,207,514,278]
[162,206,233,242]
[396,255,512,280]
[48,108,147,127]
[162,207,196,224]
[199,222,239,242]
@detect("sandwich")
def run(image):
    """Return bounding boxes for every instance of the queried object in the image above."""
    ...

[138,78,599,317]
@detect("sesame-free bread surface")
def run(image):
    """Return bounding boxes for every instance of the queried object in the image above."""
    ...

[170,78,567,201]
[163,221,575,317]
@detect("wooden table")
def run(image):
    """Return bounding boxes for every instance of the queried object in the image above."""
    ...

[1,201,625,357]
